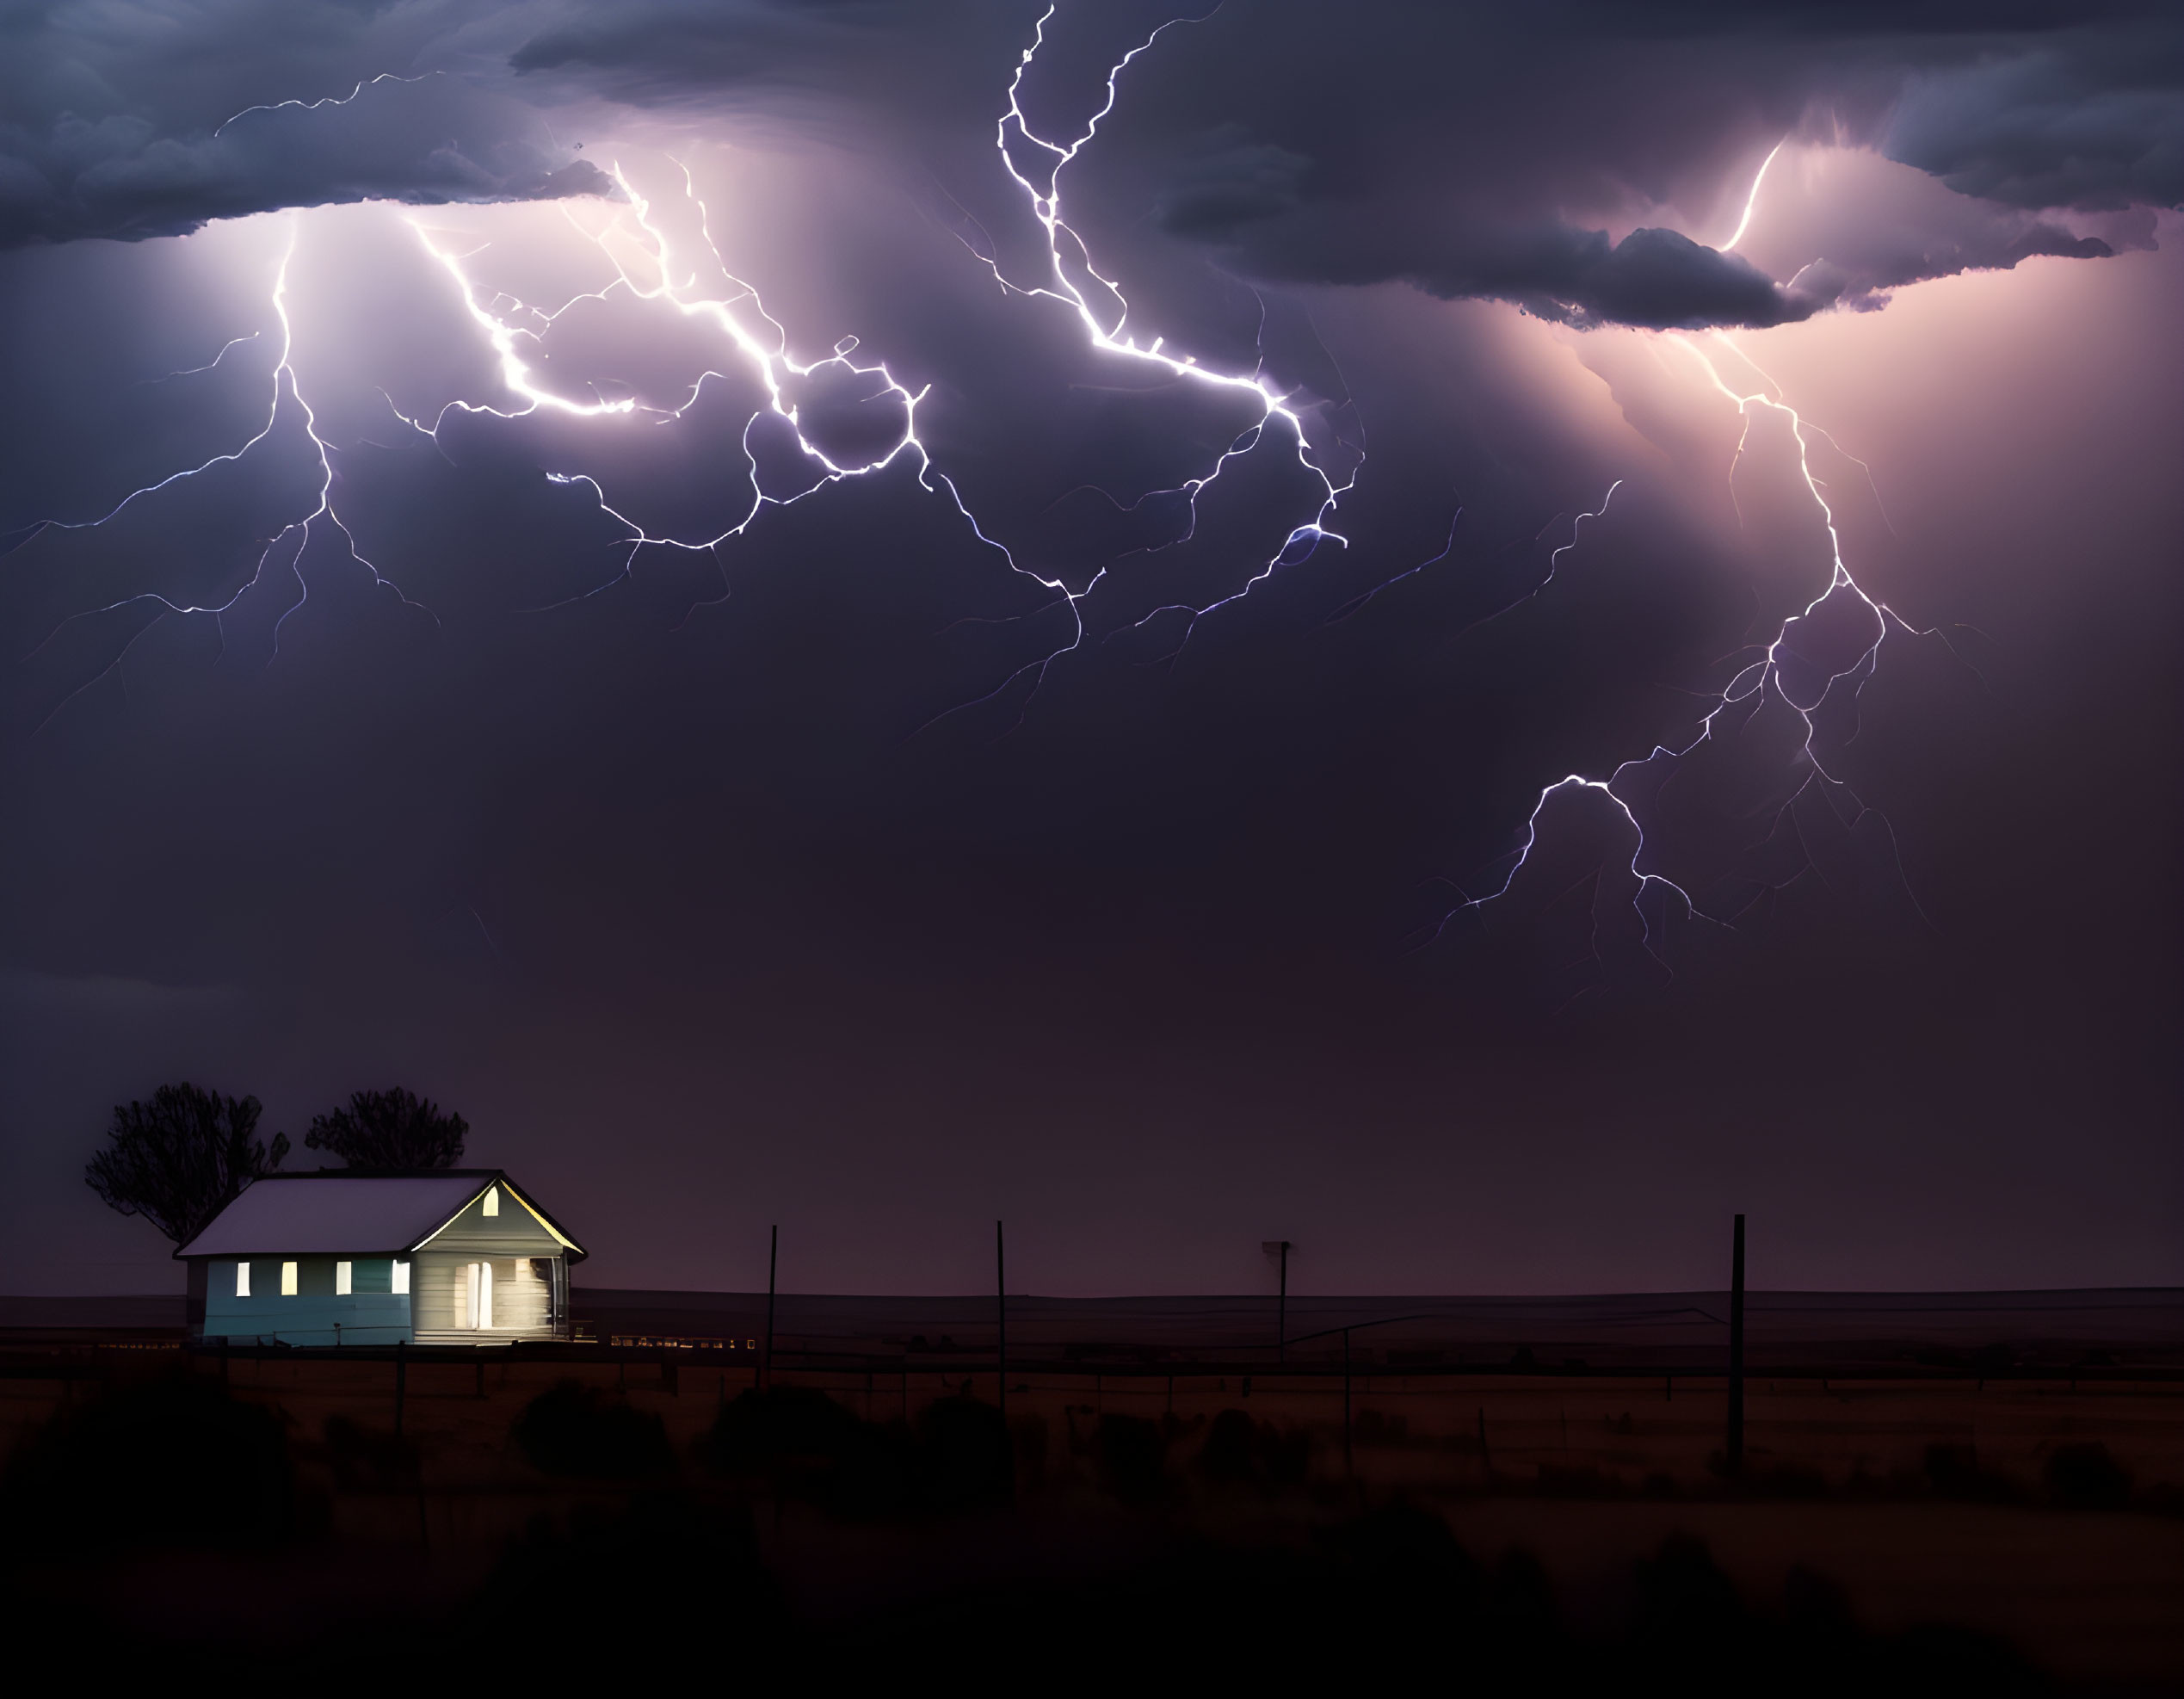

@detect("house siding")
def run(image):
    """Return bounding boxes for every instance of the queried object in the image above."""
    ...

[411,1252,564,1342]
[201,1257,413,1345]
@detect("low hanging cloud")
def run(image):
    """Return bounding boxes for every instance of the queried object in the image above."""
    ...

[0,3,611,246]
[1,0,2178,326]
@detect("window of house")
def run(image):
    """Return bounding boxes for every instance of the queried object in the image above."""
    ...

[392,1260,410,1294]
[281,1261,298,1296]
[335,1261,352,1295]
[235,1261,250,1298]
[483,1186,499,1217]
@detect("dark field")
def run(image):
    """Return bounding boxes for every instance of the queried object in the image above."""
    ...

[2,1294,2179,1690]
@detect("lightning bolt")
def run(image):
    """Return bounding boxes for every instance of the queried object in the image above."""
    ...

[924,2,1356,713]
[12,3,1971,994]
[15,224,432,732]
[1722,138,1785,253]
[1423,325,1948,977]
[213,72,438,139]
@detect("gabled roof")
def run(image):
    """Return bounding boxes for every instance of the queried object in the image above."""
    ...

[173,1170,585,1261]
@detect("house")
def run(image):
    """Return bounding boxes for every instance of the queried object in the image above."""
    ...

[176,1170,585,1346]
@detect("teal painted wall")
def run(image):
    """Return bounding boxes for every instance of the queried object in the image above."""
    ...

[200,1257,413,1344]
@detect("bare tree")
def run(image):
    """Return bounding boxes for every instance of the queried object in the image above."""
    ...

[304,1087,468,1169]
[84,1083,289,1245]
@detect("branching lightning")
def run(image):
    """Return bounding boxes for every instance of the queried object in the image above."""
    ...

[18,226,431,732]
[12,3,1967,991]
[1424,325,1944,970]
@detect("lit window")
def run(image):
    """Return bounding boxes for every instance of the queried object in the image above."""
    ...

[281,1260,298,1296]
[235,1262,250,1298]
[483,1186,499,1217]
[335,1260,352,1295]
[392,1260,410,1294]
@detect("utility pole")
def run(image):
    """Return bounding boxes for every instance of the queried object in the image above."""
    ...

[996,1219,1008,1420]
[1726,1213,1746,1475]
[1262,1239,1293,1362]
[763,1223,778,1392]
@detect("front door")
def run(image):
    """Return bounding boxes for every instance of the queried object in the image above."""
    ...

[465,1260,494,1329]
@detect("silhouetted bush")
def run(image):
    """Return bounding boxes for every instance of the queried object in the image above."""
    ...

[2044,1442,2132,1511]
[1324,1500,1482,1628]
[1634,1533,1757,1683]
[1923,1442,2021,1504]
[706,1386,1012,1517]
[1,1373,292,1552]
[1198,1407,1311,1486]
[919,1393,1012,1511]
[322,1414,416,1491]
[1092,1412,1166,1504]
[458,1492,782,1680]
[511,1381,675,1480]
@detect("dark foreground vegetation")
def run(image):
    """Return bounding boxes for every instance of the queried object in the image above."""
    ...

[5,1371,2141,1691]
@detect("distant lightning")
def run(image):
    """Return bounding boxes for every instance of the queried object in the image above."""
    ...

[138,331,263,385]
[213,72,438,139]
[20,223,434,732]
[1425,324,1941,969]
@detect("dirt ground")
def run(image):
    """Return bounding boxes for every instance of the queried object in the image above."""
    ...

[3,1350,2178,1686]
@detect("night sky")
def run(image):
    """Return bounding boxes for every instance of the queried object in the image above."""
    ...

[2,1,2177,1299]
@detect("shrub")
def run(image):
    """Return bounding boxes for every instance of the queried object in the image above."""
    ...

[511,1381,675,1480]
[2045,1442,2132,1511]
[1,1373,293,1552]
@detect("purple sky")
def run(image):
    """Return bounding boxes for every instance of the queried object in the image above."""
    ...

[2,2,2177,1296]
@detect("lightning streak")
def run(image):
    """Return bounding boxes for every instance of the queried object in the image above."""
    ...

[17,3,1956,989]
[1428,327,1940,967]
[934,2,1357,700]
[1722,138,1784,252]
[20,224,432,732]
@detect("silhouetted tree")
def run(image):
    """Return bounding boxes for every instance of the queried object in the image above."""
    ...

[304,1087,467,1168]
[83,1083,288,1245]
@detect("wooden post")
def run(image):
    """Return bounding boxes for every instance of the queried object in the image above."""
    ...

[1726,1212,1746,1475]
[1342,1328,1354,1478]
[763,1223,778,1393]
[995,1220,1008,1420]
[394,1339,406,1438]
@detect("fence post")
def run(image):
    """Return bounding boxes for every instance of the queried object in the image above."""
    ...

[996,1219,1008,1421]
[1342,1328,1354,1479]
[1726,1212,1746,1475]
[763,1223,778,1392]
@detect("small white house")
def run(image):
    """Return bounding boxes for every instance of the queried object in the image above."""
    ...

[176,1170,585,1346]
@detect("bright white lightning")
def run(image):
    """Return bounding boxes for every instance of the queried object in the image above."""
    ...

[18,3,1954,984]
[400,161,952,618]
[21,223,431,732]
[938,2,1357,697]
[1722,138,1785,252]
[1432,328,1940,967]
